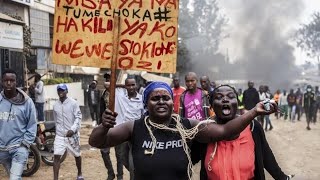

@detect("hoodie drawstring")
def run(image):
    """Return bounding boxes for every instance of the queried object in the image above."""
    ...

[7,104,13,122]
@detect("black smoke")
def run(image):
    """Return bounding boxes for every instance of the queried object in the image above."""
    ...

[182,0,305,91]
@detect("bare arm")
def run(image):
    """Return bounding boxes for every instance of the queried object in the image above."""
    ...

[89,109,134,148]
[192,101,276,143]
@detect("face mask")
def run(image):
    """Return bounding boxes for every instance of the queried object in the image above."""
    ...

[307,88,311,92]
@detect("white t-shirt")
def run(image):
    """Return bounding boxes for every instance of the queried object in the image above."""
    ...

[115,88,144,126]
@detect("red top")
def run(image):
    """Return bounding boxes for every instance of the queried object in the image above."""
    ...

[205,125,255,180]
[172,86,185,114]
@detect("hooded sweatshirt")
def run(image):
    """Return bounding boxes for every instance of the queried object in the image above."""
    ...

[0,88,37,150]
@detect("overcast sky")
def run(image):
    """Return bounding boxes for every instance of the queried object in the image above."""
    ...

[218,0,320,65]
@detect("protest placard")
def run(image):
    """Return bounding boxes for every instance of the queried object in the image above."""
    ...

[52,0,178,73]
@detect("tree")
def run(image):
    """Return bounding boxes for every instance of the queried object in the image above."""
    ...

[176,39,191,72]
[295,12,320,74]
[177,0,227,73]
[191,0,227,53]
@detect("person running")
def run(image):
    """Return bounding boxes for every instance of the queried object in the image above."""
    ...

[303,85,315,130]
[0,69,37,180]
[89,81,278,180]
[287,89,297,122]
[195,85,293,180]
[53,84,83,180]
[172,76,185,114]
[87,80,100,127]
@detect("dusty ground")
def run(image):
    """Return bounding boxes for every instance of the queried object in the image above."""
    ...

[1,115,320,180]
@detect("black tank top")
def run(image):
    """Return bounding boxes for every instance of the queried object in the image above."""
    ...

[132,117,192,180]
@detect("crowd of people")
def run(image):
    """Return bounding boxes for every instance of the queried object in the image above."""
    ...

[2,68,318,179]
[87,71,295,180]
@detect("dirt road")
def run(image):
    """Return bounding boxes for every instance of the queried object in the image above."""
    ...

[1,115,319,180]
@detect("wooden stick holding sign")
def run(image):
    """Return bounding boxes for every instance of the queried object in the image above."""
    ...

[108,16,120,112]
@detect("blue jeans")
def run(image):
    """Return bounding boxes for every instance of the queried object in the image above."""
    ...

[289,105,296,121]
[264,115,272,130]
[35,102,44,121]
[0,146,29,180]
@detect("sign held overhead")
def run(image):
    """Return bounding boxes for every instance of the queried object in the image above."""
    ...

[52,0,178,73]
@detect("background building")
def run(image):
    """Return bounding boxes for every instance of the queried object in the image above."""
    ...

[0,0,32,88]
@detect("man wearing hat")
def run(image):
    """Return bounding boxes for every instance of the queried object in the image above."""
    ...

[53,84,84,180]
[87,80,100,127]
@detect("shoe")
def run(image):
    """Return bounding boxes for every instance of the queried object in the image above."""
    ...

[107,175,115,180]
[92,120,97,127]
[76,176,84,180]
[269,126,273,131]
[306,126,311,130]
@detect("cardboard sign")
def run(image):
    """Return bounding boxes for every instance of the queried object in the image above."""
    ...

[52,0,178,73]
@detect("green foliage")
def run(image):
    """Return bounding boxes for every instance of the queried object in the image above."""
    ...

[295,12,320,61]
[43,77,73,85]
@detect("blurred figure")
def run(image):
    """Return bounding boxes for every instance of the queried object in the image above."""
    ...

[243,81,260,111]
[87,80,100,127]
[264,85,273,131]
[258,85,267,126]
[200,75,214,94]
[172,76,185,114]
[273,89,281,119]
[279,90,288,120]
[238,88,245,115]
[287,89,297,122]
[34,73,45,122]
[295,88,303,121]
[210,81,216,90]
[313,86,320,123]
[303,85,315,130]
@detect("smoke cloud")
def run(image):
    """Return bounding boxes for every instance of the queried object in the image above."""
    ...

[184,0,305,90]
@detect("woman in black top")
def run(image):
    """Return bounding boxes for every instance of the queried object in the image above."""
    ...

[89,82,277,180]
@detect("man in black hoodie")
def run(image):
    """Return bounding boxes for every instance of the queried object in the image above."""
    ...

[243,81,260,111]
